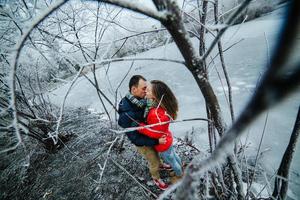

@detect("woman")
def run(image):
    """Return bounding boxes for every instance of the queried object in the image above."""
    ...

[137,80,183,186]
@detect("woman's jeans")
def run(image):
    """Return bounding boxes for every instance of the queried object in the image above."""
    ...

[160,146,183,176]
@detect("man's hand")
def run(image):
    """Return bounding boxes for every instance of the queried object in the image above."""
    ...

[158,136,167,144]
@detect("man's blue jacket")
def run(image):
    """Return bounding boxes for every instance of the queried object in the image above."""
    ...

[118,97,158,146]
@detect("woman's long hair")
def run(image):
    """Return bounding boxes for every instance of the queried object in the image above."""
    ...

[151,80,178,120]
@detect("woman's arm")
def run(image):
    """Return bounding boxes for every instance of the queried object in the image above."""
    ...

[138,111,169,138]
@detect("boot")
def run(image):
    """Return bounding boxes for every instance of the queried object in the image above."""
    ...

[170,175,183,184]
[159,163,173,171]
[153,178,168,190]
[169,170,176,177]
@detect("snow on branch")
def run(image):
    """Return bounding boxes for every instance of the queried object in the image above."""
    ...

[93,0,167,21]
[110,117,211,134]
[101,28,167,45]
[4,0,68,154]
[45,64,88,145]
[110,158,158,198]
[95,136,119,185]
[181,10,216,37]
[201,0,252,61]
[82,57,186,68]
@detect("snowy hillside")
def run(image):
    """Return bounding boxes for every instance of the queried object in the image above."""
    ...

[49,4,300,199]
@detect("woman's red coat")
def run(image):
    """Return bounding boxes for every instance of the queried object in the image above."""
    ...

[138,107,173,152]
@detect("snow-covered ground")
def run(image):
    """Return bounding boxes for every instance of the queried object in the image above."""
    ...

[49,4,300,199]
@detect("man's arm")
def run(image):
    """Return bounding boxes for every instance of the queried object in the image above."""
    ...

[117,98,164,146]
[130,132,159,146]
[138,112,169,139]
[118,110,136,128]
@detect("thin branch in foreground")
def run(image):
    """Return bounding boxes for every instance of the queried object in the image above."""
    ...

[110,117,212,134]
[181,10,216,37]
[213,0,235,122]
[82,74,118,112]
[81,57,186,68]
[246,112,269,198]
[113,60,135,124]
[201,0,252,61]
[110,158,158,199]
[207,38,244,69]
[95,136,119,185]
[50,65,85,144]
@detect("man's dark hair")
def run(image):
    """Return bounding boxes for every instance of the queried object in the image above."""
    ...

[129,75,146,91]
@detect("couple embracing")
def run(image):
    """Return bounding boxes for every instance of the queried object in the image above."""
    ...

[118,75,183,190]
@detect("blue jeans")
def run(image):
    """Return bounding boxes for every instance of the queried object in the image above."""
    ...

[160,146,183,176]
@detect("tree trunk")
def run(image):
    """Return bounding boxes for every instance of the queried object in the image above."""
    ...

[272,106,300,199]
[159,1,226,137]
[152,1,245,199]
[213,0,235,122]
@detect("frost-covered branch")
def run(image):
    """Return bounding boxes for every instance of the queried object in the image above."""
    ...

[81,74,118,112]
[181,10,216,37]
[91,26,115,125]
[113,61,134,124]
[110,117,211,134]
[5,0,68,153]
[82,57,185,68]
[109,28,166,44]
[207,38,244,68]
[110,158,158,198]
[51,65,85,144]
[37,28,95,55]
[213,0,235,122]
[95,136,119,185]
[246,112,269,198]
[201,0,252,61]
[95,0,167,21]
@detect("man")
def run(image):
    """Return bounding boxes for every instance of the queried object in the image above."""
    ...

[118,75,169,190]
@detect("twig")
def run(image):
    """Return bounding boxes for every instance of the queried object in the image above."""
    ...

[114,61,134,123]
[97,136,119,183]
[108,28,166,44]
[110,158,158,199]
[207,38,244,69]
[100,0,167,21]
[110,117,212,134]
[176,136,201,153]
[51,65,85,144]
[181,10,216,37]
[201,0,252,61]
[82,74,118,112]
[213,0,235,123]
[82,57,185,68]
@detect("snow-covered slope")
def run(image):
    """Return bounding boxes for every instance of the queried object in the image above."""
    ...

[49,5,300,199]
